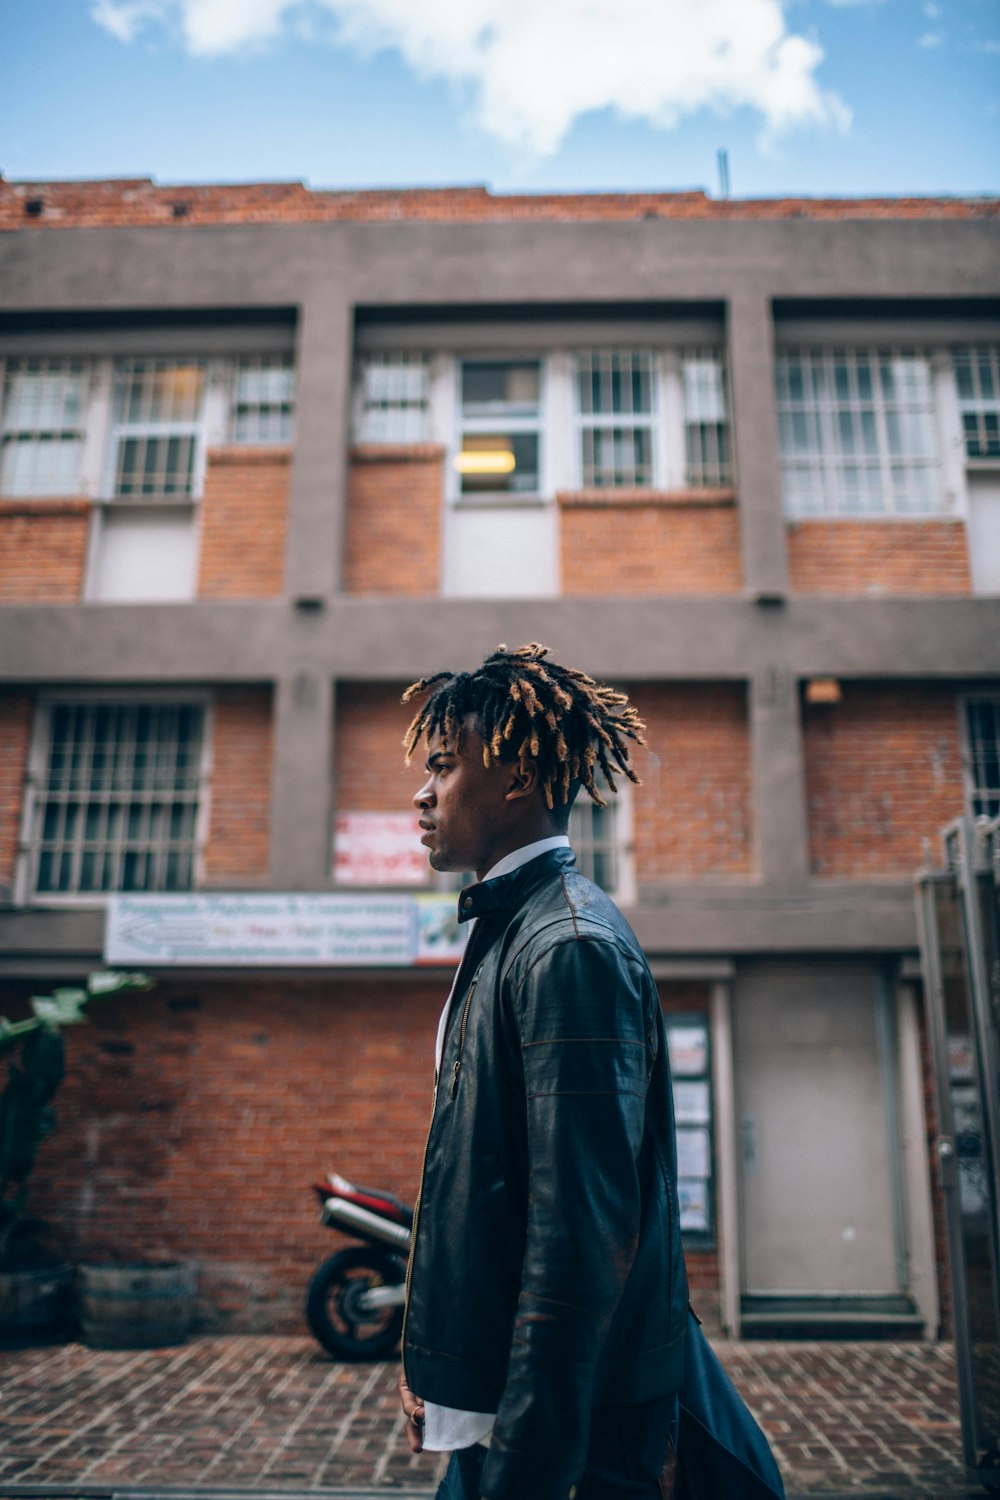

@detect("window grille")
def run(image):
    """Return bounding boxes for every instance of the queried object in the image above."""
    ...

[953,348,1000,461]
[355,353,430,444]
[28,702,205,895]
[569,795,621,894]
[575,351,655,488]
[231,354,295,443]
[776,349,943,517]
[965,698,1000,820]
[0,358,90,497]
[457,359,542,496]
[110,359,206,498]
[682,351,732,486]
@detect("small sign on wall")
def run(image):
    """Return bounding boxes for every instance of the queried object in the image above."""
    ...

[105,892,466,967]
[333,811,427,886]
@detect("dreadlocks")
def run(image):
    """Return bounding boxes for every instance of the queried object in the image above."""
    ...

[402,643,645,814]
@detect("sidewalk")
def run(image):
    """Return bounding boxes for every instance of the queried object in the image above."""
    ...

[0,1335,974,1499]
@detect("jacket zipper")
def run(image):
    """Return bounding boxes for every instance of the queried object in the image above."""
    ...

[401,959,483,1377]
[449,963,482,1100]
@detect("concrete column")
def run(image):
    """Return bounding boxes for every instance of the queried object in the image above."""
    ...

[284,289,354,600]
[727,290,788,599]
[269,668,334,889]
[750,665,810,885]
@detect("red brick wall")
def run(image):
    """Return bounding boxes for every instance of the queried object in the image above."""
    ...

[203,689,274,881]
[0,500,91,602]
[3,178,996,230]
[803,684,966,876]
[560,492,742,595]
[787,520,971,596]
[0,692,32,893]
[9,970,720,1333]
[630,684,754,879]
[8,976,441,1331]
[334,683,419,815]
[344,447,444,595]
[197,447,290,599]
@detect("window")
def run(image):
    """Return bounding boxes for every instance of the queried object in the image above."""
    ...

[954,348,1000,461]
[457,359,542,496]
[25,701,206,896]
[575,352,655,488]
[231,354,295,443]
[355,353,430,443]
[570,797,622,893]
[568,786,635,902]
[666,1013,715,1241]
[0,359,90,497]
[110,359,206,498]
[682,351,732,486]
[776,349,943,516]
[964,698,1000,820]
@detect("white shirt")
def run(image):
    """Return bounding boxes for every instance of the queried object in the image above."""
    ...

[421,835,571,1454]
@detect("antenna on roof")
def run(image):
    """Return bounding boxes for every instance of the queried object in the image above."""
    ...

[717,149,731,200]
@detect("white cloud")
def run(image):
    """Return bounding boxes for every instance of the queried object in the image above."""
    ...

[91,0,851,155]
[922,1,940,17]
[918,29,944,46]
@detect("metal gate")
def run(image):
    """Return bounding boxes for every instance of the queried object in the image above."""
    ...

[916,815,1000,1491]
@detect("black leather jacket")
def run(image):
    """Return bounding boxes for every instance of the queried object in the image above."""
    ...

[402,847,688,1500]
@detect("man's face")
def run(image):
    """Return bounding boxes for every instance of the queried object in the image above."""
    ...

[413,721,524,881]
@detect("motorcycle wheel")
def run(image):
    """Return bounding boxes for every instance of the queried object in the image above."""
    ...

[305,1246,406,1361]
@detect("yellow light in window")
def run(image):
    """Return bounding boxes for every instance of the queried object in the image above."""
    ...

[454,449,517,475]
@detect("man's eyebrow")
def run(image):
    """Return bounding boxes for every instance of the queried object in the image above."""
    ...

[425,749,455,769]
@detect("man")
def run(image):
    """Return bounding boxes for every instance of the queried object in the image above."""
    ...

[397,643,687,1500]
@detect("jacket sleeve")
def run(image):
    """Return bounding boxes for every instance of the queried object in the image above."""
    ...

[479,933,652,1500]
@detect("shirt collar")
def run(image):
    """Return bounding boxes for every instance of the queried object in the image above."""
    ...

[481,834,570,884]
[457,840,575,923]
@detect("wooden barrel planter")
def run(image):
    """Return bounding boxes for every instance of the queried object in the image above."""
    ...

[78,1262,198,1349]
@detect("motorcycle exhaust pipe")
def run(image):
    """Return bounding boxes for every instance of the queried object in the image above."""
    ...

[322,1197,412,1249]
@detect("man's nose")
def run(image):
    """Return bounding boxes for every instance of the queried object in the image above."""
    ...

[414,779,434,810]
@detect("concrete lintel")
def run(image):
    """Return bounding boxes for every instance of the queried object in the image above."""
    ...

[2,218,999,310]
[0,881,920,972]
[1,596,999,683]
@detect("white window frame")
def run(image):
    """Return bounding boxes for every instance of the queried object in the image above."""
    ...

[352,352,432,445]
[104,358,210,502]
[776,347,946,519]
[573,350,657,489]
[569,782,636,905]
[960,695,1000,822]
[681,349,733,488]
[953,347,1000,466]
[15,691,214,907]
[452,355,546,505]
[0,357,92,498]
[230,353,296,445]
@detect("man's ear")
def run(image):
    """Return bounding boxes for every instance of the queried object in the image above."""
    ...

[503,758,540,803]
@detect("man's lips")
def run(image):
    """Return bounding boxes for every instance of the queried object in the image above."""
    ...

[418,821,436,845]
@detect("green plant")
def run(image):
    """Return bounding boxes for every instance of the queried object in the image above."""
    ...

[0,971,152,1268]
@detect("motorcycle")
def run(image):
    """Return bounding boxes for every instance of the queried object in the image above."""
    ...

[306,1170,412,1360]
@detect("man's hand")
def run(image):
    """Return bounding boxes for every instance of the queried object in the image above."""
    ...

[398,1370,426,1454]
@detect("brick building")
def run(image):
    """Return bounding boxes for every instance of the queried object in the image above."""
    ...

[1,178,998,1337]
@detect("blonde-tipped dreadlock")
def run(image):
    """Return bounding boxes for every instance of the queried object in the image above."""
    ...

[402,643,645,813]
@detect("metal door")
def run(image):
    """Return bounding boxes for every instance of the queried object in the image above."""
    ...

[735,962,904,1296]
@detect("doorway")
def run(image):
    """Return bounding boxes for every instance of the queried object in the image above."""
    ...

[734,962,922,1335]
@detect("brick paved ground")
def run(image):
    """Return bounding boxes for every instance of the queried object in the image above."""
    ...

[0,1336,974,1498]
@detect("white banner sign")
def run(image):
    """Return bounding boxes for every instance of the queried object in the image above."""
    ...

[105,893,466,967]
[333,812,427,887]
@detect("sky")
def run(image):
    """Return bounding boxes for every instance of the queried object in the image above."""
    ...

[1,0,997,199]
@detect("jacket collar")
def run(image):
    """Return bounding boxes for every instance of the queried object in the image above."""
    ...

[456,845,576,924]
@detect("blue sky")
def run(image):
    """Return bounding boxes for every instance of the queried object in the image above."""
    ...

[2,0,997,198]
